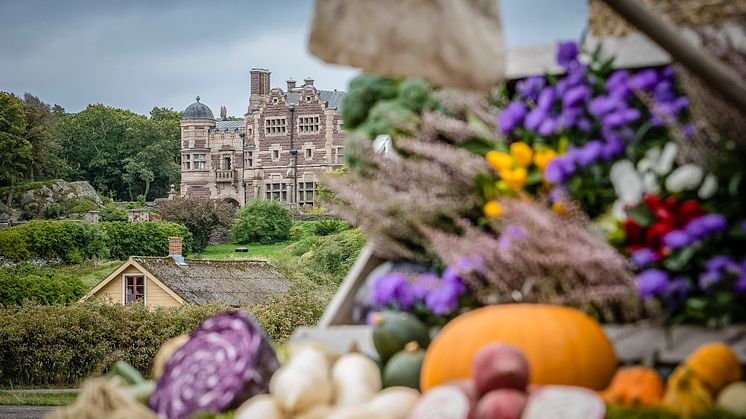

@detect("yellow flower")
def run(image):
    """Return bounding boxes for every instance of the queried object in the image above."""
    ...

[486,151,513,173]
[533,150,557,171]
[510,142,533,167]
[501,167,527,191]
[552,201,567,215]
[483,201,503,218]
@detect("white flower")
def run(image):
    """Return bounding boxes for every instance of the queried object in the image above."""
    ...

[665,164,704,193]
[637,147,660,173]
[642,172,661,194]
[655,142,678,176]
[611,160,643,205]
[698,174,718,199]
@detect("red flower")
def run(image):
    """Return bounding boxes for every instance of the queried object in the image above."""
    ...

[677,200,704,224]
[645,222,674,248]
[624,219,643,245]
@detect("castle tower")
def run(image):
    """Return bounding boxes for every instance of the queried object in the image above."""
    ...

[248,68,271,112]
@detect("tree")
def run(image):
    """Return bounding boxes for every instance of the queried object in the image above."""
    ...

[231,199,293,244]
[0,92,32,189]
[158,197,237,253]
[20,93,67,181]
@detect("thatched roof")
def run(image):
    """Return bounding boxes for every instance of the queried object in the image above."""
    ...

[132,257,289,306]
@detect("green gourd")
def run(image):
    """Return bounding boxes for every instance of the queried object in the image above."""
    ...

[372,311,430,362]
[383,341,425,390]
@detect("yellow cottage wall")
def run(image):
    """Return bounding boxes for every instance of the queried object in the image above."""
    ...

[93,265,182,308]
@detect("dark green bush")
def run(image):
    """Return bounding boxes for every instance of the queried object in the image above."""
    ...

[0,265,87,305]
[310,229,366,280]
[0,229,30,261]
[158,197,236,253]
[100,221,193,259]
[312,218,350,236]
[231,199,292,245]
[8,221,109,263]
[249,281,330,342]
[99,202,128,221]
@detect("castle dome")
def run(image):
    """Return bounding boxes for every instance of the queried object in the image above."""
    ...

[182,97,215,120]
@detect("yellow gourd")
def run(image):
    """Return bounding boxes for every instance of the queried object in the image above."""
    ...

[662,365,713,419]
[685,342,742,395]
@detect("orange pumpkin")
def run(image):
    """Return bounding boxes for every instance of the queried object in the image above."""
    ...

[420,304,618,391]
[600,366,664,406]
[685,342,742,395]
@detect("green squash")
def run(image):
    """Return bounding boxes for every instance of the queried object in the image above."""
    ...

[372,311,430,362]
[383,341,425,390]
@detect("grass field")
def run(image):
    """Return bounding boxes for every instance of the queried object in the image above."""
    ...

[0,391,77,406]
[52,259,124,289]
[196,242,291,260]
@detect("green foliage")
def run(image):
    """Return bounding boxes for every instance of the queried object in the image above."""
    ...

[309,229,366,280]
[231,200,292,245]
[359,100,420,140]
[7,221,109,263]
[312,218,350,236]
[249,281,330,342]
[0,302,225,386]
[0,92,32,187]
[342,74,400,129]
[99,201,128,222]
[0,229,30,261]
[158,197,236,253]
[398,78,440,114]
[0,264,87,305]
[63,196,99,214]
[20,93,67,181]
[100,221,193,259]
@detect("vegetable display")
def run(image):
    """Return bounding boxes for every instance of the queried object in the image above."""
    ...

[148,311,279,419]
[600,366,664,407]
[684,342,743,396]
[420,304,618,391]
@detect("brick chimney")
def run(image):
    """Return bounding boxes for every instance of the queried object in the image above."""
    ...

[303,77,314,87]
[249,68,271,112]
[168,237,183,257]
[286,79,296,91]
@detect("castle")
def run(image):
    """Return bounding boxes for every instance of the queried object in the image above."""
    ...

[179,68,346,207]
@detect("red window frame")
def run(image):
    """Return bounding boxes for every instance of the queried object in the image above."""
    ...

[124,275,145,305]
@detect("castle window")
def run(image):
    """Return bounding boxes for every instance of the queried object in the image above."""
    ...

[305,147,313,159]
[265,117,286,135]
[306,96,311,102]
[265,183,288,202]
[336,146,345,164]
[222,155,232,170]
[298,182,317,206]
[245,151,254,168]
[298,116,320,134]
[272,149,280,160]
[193,154,206,169]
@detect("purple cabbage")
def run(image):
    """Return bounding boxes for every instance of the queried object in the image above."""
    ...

[149,311,279,419]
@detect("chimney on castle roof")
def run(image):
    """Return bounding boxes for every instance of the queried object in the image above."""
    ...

[249,68,271,112]
[303,77,314,87]
[220,106,227,121]
[287,79,297,91]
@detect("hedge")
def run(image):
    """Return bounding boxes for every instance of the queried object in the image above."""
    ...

[0,220,193,263]
[0,281,329,386]
[231,199,293,244]
[99,221,193,259]
[0,265,87,306]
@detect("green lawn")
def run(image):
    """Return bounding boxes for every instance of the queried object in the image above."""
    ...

[196,242,291,260]
[52,259,124,289]
[0,391,77,406]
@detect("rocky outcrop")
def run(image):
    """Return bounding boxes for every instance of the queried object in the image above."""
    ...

[1,179,102,223]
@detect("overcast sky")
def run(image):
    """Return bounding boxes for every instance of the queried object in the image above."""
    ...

[0,0,587,117]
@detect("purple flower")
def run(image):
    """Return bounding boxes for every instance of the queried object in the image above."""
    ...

[454,255,485,274]
[682,123,696,139]
[544,159,566,184]
[410,273,441,299]
[498,225,527,249]
[524,107,548,131]
[562,85,590,108]
[699,214,728,235]
[576,140,603,167]
[637,269,670,299]
[516,76,545,101]
[667,277,690,298]
[706,256,737,273]
[589,95,621,117]
[371,273,416,308]
[499,101,529,134]
[735,273,746,294]
[606,70,629,93]
[698,271,721,290]
[661,66,675,79]
[576,117,592,132]
[601,133,626,160]
[538,117,558,136]
[602,108,641,128]
[425,281,463,315]
[662,230,691,249]
[632,248,657,267]
[631,69,660,91]
[536,86,557,111]
[556,41,579,70]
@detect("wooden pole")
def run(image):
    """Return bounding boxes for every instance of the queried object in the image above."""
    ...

[601,0,746,110]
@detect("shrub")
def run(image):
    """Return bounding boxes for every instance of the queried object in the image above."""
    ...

[158,198,236,253]
[0,265,87,305]
[8,221,109,263]
[310,229,366,280]
[0,229,30,261]
[312,218,350,236]
[100,221,193,259]
[63,197,99,214]
[99,202,128,222]
[231,199,292,245]
[249,281,330,342]
[285,235,322,257]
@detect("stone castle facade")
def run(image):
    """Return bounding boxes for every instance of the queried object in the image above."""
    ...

[179,68,346,207]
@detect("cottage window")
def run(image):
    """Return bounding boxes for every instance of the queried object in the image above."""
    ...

[265,117,286,135]
[298,116,320,134]
[124,275,145,305]
[298,181,317,206]
[193,154,206,169]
